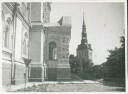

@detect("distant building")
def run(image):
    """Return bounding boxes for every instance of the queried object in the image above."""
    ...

[44,16,72,81]
[2,3,31,87]
[77,13,92,73]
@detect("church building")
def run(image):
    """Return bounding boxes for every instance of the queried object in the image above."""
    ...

[77,13,92,73]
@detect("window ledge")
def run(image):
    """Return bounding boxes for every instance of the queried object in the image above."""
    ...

[2,47,12,54]
[22,54,28,59]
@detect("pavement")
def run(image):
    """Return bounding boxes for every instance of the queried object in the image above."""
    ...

[2,74,125,92]
[46,82,125,92]
[3,80,99,91]
[2,80,125,92]
[2,82,43,92]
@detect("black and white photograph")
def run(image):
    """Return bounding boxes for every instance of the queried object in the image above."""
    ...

[0,0,127,93]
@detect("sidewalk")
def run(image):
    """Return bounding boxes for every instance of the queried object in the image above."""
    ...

[2,80,125,92]
[3,80,100,92]
[3,82,43,92]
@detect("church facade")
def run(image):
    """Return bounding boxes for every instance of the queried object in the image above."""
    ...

[77,14,92,73]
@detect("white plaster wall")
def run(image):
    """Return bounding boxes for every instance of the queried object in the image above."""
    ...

[15,17,22,60]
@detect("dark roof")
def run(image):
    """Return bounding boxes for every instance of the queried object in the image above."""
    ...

[77,44,88,50]
[77,43,92,51]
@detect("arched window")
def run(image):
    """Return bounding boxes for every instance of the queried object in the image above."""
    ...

[23,40,27,55]
[4,26,9,47]
[3,15,12,48]
[49,42,57,60]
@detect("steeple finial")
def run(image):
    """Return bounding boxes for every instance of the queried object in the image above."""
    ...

[82,11,86,32]
[83,11,85,27]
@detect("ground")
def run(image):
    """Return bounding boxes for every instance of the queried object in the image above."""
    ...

[7,74,125,92]
[15,81,125,92]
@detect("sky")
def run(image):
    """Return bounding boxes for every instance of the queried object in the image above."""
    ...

[50,2,125,65]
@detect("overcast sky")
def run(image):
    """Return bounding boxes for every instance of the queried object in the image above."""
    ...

[50,2,125,65]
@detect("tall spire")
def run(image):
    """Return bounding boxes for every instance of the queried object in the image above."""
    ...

[82,12,85,28]
[81,11,88,44]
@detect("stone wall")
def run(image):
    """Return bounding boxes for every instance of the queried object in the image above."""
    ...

[14,63,25,85]
[31,3,41,22]
[2,61,11,87]
[30,31,41,62]
[47,68,57,81]
[2,61,25,86]
[57,68,71,81]
[29,65,42,82]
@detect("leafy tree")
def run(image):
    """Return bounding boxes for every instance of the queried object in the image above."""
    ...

[103,36,125,82]
[91,65,104,79]
[69,54,80,73]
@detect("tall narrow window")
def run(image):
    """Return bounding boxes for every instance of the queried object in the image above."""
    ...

[23,32,28,55]
[23,40,27,55]
[3,16,12,48]
[4,26,9,47]
[49,42,57,60]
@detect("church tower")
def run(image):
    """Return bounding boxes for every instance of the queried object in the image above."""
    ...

[77,12,92,73]
[81,13,88,45]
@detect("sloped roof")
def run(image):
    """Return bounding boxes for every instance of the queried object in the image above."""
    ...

[44,16,71,27]
[58,16,71,26]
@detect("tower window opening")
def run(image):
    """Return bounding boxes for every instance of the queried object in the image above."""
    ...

[49,42,57,60]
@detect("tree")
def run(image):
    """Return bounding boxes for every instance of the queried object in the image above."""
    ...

[103,36,125,82]
[91,65,104,79]
[69,54,80,73]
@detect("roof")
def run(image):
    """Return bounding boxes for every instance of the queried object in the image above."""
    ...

[77,43,92,51]
[58,16,71,26]
[44,23,60,27]
[44,16,71,27]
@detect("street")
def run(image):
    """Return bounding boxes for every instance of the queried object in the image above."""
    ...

[16,80,125,92]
